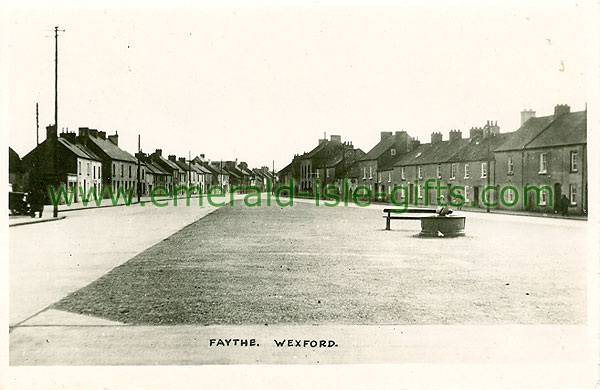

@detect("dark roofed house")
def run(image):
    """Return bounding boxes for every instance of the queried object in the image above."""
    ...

[494,105,587,214]
[391,129,470,206]
[9,147,25,192]
[21,126,103,203]
[77,127,138,198]
[358,131,414,199]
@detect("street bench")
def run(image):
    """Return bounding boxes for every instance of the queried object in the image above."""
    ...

[382,207,438,230]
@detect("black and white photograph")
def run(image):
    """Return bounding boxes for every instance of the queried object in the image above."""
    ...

[2,0,599,389]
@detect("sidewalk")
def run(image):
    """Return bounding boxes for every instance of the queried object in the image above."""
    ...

[8,194,204,227]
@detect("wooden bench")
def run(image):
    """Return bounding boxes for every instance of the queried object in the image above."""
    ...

[382,207,438,230]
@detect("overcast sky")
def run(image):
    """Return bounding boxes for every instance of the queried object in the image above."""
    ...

[5,1,590,169]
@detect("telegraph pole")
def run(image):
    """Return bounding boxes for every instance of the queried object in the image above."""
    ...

[36,103,39,145]
[272,160,275,194]
[52,26,65,218]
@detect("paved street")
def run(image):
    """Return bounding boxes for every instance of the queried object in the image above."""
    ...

[8,198,591,377]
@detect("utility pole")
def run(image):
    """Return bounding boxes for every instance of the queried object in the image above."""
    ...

[272,160,275,195]
[137,134,141,203]
[36,103,39,145]
[52,26,65,218]
[188,150,192,192]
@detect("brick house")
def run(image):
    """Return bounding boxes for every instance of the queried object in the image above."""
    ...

[494,104,587,214]
[392,131,469,206]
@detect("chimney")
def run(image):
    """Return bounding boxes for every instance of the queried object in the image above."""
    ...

[200,154,205,158]
[46,124,57,140]
[520,109,536,126]
[89,129,98,138]
[168,155,176,162]
[108,131,119,146]
[469,127,483,139]
[178,157,186,163]
[411,139,421,149]
[155,149,162,157]
[330,135,342,143]
[380,131,393,141]
[431,132,443,144]
[483,120,500,138]
[60,131,76,143]
[554,104,570,118]
[449,129,462,142]
[318,138,327,145]
[78,127,90,137]
[98,131,106,139]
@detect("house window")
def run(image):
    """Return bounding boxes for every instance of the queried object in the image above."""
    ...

[378,172,381,183]
[539,153,547,174]
[326,169,329,178]
[87,163,90,175]
[388,172,391,182]
[507,157,514,175]
[481,162,488,178]
[540,189,548,206]
[450,163,457,179]
[363,167,367,179]
[417,185,423,199]
[436,165,442,179]
[113,163,116,176]
[78,161,81,175]
[464,164,470,179]
[142,169,145,180]
[391,149,396,156]
[369,166,373,179]
[129,166,132,178]
[401,167,406,180]
[417,166,423,179]
[121,164,124,177]
[464,186,470,202]
[506,188,515,203]
[570,151,578,172]
[93,166,96,179]
[570,184,577,205]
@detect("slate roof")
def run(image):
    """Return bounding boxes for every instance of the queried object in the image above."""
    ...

[209,163,228,175]
[362,136,401,161]
[525,111,586,149]
[85,135,136,163]
[339,160,361,178]
[145,161,169,175]
[174,159,192,171]
[58,138,102,161]
[449,133,514,162]
[494,115,555,152]
[158,156,183,172]
[393,137,470,167]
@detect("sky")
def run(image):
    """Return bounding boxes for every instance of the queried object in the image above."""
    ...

[4,1,591,170]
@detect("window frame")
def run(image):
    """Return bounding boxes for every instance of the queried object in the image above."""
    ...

[539,153,548,174]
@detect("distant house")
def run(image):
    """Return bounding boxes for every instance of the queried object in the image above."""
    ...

[21,126,102,203]
[392,130,470,206]
[150,149,181,195]
[446,123,513,208]
[358,131,414,199]
[9,147,25,192]
[77,127,138,198]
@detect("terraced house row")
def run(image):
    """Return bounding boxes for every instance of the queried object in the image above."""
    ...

[10,125,276,203]
[279,104,587,215]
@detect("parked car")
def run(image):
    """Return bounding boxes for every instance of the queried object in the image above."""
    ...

[9,191,30,216]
